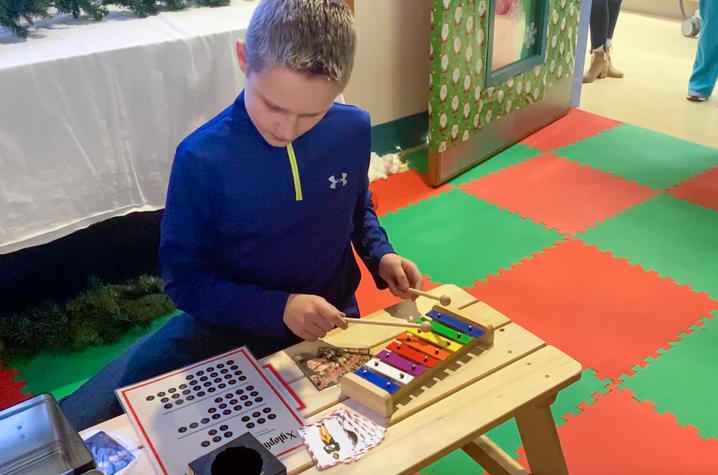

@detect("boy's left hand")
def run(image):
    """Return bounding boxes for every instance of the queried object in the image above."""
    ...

[378,253,423,300]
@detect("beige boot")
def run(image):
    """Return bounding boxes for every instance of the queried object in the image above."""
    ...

[605,39,624,78]
[583,48,609,83]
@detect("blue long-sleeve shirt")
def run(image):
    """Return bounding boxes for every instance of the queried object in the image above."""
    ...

[159,92,395,341]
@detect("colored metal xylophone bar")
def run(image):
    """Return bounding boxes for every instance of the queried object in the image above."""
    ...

[340,305,495,417]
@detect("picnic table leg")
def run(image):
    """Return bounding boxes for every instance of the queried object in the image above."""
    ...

[515,396,569,475]
[462,435,528,475]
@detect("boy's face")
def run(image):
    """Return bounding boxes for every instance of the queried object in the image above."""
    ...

[236,41,344,148]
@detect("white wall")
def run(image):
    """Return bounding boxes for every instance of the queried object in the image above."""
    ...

[344,0,433,125]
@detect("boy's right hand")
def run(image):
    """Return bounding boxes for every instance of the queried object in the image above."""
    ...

[283,294,348,341]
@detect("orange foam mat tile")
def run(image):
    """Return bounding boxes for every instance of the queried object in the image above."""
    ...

[667,164,718,213]
[461,154,658,235]
[468,239,718,381]
[354,248,441,317]
[369,169,453,217]
[516,387,718,474]
[520,108,622,152]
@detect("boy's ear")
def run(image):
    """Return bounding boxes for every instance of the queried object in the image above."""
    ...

[236,40,248,73]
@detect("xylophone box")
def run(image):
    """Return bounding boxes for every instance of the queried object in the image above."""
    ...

[340,304,494,418]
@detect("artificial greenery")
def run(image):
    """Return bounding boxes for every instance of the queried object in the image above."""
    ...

[1,0,229,38]
[0,274,175,365]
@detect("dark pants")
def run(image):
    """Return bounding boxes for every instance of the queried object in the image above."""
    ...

[590,0,622,50]
[58,313,300,431]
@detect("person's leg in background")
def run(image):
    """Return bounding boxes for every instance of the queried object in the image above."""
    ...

[605,0,624,78]
[584,0,610,83]
[687,0,718,101]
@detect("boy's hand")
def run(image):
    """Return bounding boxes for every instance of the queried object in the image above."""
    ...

[283,294,348,341]
[378,253,423,300]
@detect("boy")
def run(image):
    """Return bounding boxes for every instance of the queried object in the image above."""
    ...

[60,0,422,431]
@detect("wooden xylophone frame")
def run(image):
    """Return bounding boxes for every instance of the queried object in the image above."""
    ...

[340,304,495,418]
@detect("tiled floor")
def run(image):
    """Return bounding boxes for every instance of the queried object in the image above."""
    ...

[579,11,718,150]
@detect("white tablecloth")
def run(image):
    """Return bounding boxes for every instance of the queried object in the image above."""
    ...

[0,0,259,254]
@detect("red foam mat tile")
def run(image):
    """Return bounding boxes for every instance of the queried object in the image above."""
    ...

[469,239,718,380]
[520,108,622,152]
[354,248,441,317]
[461,154,658,235]
[0,367,31,411]
[667,165,718,213]
[516,388,718,474]
[369,170,453,217]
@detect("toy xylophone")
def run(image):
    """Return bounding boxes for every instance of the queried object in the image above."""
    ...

[340,305,494,417]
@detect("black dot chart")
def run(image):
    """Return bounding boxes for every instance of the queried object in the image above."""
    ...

[116,346,303,475]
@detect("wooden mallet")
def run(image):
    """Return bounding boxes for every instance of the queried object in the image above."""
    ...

[407,288,452,306]
[341,317,432,332]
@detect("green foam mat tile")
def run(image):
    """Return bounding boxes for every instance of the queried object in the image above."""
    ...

[447,144,543,187]
[403,147,429,175]
[618,312,718,441]
[579,194,718,299]
[556,124,718,190]
[419,419,523,475]
[419,449,486,475]
[12,312,178,401]
[552,368,612,424]
[379,189,563,287]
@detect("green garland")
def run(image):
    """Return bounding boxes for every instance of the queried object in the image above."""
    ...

[1,0,229,38]
[0,274,176,365]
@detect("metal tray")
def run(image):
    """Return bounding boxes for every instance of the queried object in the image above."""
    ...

[0,394,95,475]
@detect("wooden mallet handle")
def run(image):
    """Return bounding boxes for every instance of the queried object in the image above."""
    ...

[408,288,452,306]
[342,317,432,332]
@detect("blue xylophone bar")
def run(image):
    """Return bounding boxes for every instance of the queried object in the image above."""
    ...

[426,310,486,338]
[354,367,401,394]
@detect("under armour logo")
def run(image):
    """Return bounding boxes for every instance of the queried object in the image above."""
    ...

[328,173,348,189]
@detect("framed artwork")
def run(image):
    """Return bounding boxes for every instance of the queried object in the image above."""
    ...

[485,0,550,86]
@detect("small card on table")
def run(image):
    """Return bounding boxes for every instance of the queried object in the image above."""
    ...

[83,430,136,475]
[298,408,386,470]
[294,347,371,391]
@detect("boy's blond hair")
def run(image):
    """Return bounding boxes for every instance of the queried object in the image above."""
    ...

[245,0,356,86]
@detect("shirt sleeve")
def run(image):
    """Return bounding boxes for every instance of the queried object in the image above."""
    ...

[159,144,292,338]
[350,113,396,289]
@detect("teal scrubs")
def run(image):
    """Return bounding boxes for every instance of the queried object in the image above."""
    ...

[688,1,718,97]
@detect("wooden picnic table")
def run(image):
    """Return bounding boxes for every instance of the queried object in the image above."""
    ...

[82,284,581,474]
